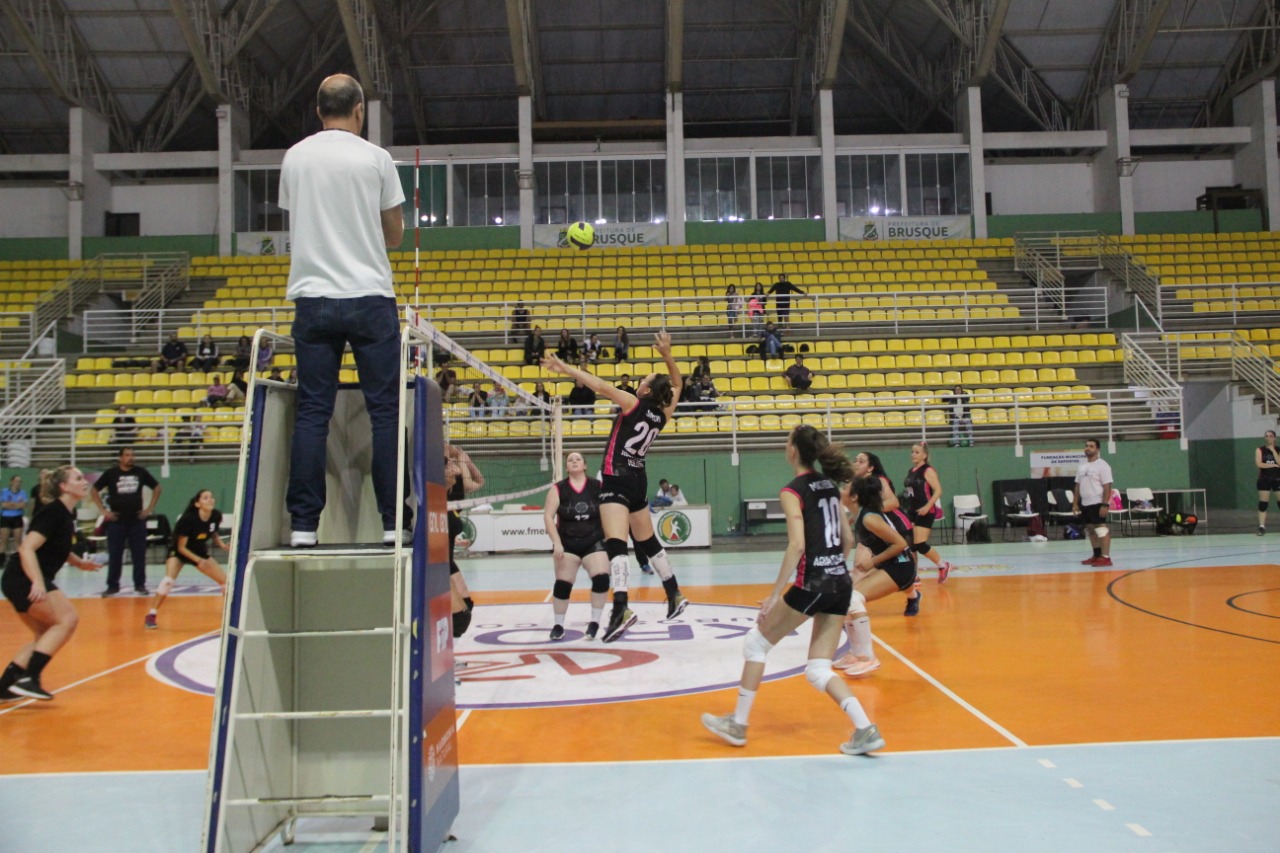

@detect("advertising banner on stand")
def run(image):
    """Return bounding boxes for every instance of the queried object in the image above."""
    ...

[839,216,972,242]
[533,222,668,250]
[235,232,290,256]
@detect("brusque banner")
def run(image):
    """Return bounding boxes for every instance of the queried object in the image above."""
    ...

[838,216,972,242]
[533,222,669,250]
[235,232,290,256]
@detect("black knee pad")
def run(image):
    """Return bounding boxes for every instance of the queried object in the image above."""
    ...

[1261,501,1270,513]
[449,560,460,576]
[452,608,473,638]
[464,596,474,611]
[552,579,573,601]
[634,535,662,561]
[605,538,628,561]
[911,540,931,554]
[590,573,611,594]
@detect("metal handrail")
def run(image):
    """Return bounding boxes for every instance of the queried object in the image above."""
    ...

[1098,235,1163,326]
[0,359,67,444]
[1125,329,1280,416]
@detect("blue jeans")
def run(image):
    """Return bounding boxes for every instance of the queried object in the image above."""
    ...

[106,518,148,589]
[286,296,405,532]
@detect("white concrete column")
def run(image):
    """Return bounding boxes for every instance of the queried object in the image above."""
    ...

[958,86,987,239]
[217,104,250,257]
[366,99,394,147]
[518,95,534,249]
[1232,79,1280,230]
[816,88,838,242]
[1092,84,1134,235]
[68,107,110,261]
[665,91,686,245]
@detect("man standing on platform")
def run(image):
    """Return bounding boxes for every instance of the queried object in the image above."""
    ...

[280,73,406,547]
[91,447,161,595]
[1072,438,1114,567]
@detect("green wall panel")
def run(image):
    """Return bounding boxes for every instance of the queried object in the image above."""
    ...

[0,238,70,261]
[83,235,219,257]
[400,226,521,252]
[685,220,826,246]
[985,213,1123,238]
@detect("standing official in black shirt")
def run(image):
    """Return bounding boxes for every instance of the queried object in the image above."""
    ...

[90,447,162,596]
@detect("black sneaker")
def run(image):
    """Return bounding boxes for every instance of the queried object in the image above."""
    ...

[134,585,149,595]
[639,563,654,575]
[584,621,600,640]
[102,587,120,597]
[602,607,637,643]
[10,676,53,701]
[0,686,22,703]
[1259,526,1266,536]
[665,592,689,620]
[549,624,565,641]
[904,590,921,617]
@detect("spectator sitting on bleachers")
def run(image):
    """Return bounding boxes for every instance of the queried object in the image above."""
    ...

[230,335,252,371]
[531,380,552,406]
[176,415,205,456]
[191,334,220,372]
[267,367,285,383]
[785,354,814,391]
[565,375,595,414]
[489,385,510,418]
[523,326,547,366]
[555,329,579,362]
[691,355,712,382]
[154,332,189,372]
[436,366,459,401]
[204,375,229,407]
[759,321,783,360]
[226,370,248,404]
[468,383,489,419]
[510,300,530,337]
[256,339,274,372]
[689,374,721,411]
[112,405,137,445]
[616,374,635,395]
[651,479,673,508]
[583,333,606,363]
[613,326,630,362]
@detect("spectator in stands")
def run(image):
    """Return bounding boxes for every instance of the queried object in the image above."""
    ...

[111,406,137,445]
[556,329,579,362]
[752,281,769,315]
[436,366,459,401]
[785,354,814,391]
[759,321,783,360]
[691,355,713,382]
[616,374,635,395]
[747,289,765,336]
[523,325,547,366]
[768,274,804,327]
[668,484,689,506]
[510,300,531,338]
[613,326,630,363]
[230,335,252,372]
[489,385,510,418]
[566,375,596,414]
[191,334,220,372]
[255,339,274,373]
[943,384,973,447]
[154,333,189,372]
[0,475,28,556]
[267,367,285,383]
[468,383,489,419]
[726,284,744,336]
[204,375,229,408]
[175,415,205,458]
[583,333,606,364]
[531,381,552,407]
[693,374,721,411]
[226,370,248,404]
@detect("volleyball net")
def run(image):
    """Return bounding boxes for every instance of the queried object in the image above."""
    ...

[405,308,562,511]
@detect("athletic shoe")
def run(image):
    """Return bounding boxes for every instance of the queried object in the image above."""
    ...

[101,587,120,597]
[290,530,318,548]
[0,686,23,703]
[937,561,953,584]
[1259,526,1266,536]
[1081,556,1101,565]
[602,607,637,643]
[584,621,600,640]
[549,624,565,641]
[840,724,885,755]
[144,613,157,630]
[841,656,881,678]
[639,562,654,575]
[1092,557,1114,567]
[904,591,921,617]
[134,585,148,595]
[701,713,747,747]
[666,592,689,620]
[833,651,859,669]
[10,676,52,701]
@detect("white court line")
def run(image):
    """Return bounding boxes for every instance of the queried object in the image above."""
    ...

[1126,823,1152,837]
[357,833,387,853]
[1093,799,1115,811]
[1064,778,1084,788]
[872,634,1027,747]
[1037,759,1056,768]
[0,634,214,718]
[456,709,472,731]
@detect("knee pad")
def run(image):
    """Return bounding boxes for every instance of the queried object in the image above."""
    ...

[1263,501,1272,513]
[742,627,774,663]
[805,659,836,693]
[452,608,473,638]
[590,573,611,594]
[552,579,573,601]
[911,540,931,554]
[847,588,867,615]
[157,576,175,596]
[634,535,662,561]
[604,538,628,561]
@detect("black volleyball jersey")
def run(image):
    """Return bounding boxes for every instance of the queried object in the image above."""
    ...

[555,478,602,541]
[781,471,847,590]
[855,508,913,566]
[172,509,223,559]
[1261,446,1279,480]
[903,463,939,516]
[602,399,667,476]
[877,475,914,537]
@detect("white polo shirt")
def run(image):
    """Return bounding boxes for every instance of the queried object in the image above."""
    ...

[1075,457,1113,507]
[279,129,404,300]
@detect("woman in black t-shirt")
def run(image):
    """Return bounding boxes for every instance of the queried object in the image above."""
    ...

[445,444,484,638]
[542,452,609,642]
[145,490,228,630]
[1,466,100,702]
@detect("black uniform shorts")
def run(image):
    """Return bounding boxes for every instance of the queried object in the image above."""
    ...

[599,473,649,514]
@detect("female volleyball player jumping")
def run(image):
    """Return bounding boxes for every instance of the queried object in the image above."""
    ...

[902,442,952,603]
[542,451,609,641]
[542,330,688,643]
[445,444,484,637]
[1,466,100,702]
[144,490,228,630]
[700,425,883,755]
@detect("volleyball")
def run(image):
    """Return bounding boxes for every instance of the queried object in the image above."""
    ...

[566,220,595,250]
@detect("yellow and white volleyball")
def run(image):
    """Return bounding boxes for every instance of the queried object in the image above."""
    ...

[566,220,596,250]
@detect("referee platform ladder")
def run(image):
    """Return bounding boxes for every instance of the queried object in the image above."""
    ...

[202,329,459,853]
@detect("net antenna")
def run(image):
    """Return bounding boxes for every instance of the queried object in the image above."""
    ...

[405,308,561,511]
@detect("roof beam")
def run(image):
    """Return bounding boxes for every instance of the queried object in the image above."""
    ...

[813,0,850,88]
[505,0,541,118]
[335,0,392,103]
[844,0,953,126]
[0,0,133,148]
[666,0,684,91]
[166,0,249,109]
[972,0,1011,81]
[1073,0,1172,129]
[1202,0,1280,127]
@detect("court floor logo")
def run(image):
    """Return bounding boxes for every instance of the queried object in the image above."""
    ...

[456,602,809,709]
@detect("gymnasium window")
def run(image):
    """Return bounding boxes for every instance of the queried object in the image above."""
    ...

[684,157,749,222]
[755,155,822,220]
[904,152,971,216]
[234,167,286,232]
[600,158,666,224]
[834,154,902,217]
[452,162,520,227]
[534,160,600,224]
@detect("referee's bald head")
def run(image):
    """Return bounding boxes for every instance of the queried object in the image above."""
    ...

[317,74,364,119]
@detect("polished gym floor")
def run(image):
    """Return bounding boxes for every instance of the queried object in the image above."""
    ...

[2,531,1277,852]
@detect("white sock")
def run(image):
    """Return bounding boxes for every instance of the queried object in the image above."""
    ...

[733,688,756,726]
[553,612,565,627]
[650,548,674,581]
[148,608,158,616]
[609,555,630,594]
[849,615,873,658]
[841,696,871,729]
[590,606,603,623]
